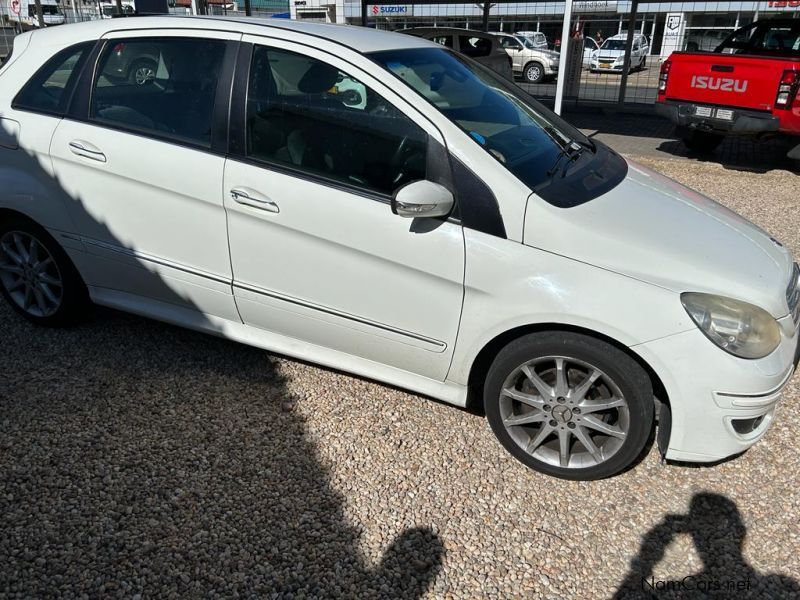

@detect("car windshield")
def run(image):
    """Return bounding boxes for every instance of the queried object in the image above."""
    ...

[601,39,627,51]
[370,47,591,191]
[517,36,537,50]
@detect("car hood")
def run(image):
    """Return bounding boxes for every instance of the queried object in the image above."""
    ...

[596,49,625,59]
[525,160,793,318]
[522,49,559,60]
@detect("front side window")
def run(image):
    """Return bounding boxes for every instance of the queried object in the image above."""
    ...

[245,46,427,196]
[13,42,93,115]
[90,37,227,147]
[499,36,522,50]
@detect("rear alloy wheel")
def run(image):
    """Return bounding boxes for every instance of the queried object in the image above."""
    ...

[680,128,724,154]
[485,332,654,480]
[523,62,545,84]
[0,219,87,326]
[129,60,157,86]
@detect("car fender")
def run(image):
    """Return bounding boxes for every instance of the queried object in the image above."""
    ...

[447,231,694,386]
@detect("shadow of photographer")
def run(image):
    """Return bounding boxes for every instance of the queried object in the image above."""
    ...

[614,492,799,599]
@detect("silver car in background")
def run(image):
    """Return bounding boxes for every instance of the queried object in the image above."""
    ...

[495,33,560,83]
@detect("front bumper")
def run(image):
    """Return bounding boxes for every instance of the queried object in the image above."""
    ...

[591,62,625,72]
[655,100,780,136]
[633,316,798,463]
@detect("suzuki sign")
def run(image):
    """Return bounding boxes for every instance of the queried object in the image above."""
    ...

[370,5,412,16]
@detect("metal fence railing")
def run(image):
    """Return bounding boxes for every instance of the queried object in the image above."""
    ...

[4,1,798,111]
[351,1,799,110]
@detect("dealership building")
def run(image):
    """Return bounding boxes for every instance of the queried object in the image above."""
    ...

[289,0,799,57]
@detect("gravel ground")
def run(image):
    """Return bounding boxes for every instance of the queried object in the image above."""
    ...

[2,158,800,599]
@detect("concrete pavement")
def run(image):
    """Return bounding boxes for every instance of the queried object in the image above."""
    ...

[566,111,798,173]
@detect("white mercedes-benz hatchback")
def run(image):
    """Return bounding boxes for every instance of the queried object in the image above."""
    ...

[1,17,797,480]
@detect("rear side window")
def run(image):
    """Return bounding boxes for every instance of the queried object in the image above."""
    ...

[430,35,453,48]
[718,22,800,56]
[90,38,227,147]
[13,42,94,115]
[460,36,492,58]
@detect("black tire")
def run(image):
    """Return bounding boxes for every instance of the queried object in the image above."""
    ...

[127,59,157,86]
[484,332,654,480]
[0,216,89,327]
[523,61,545,84]
[680,129,725,154]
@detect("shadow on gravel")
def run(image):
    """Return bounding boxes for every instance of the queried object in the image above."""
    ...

[0,123,444,596]
[613,492,800,599]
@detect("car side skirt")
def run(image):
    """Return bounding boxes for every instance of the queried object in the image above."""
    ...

[88,286,470,408]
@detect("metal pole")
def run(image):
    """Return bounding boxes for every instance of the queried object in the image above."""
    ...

[34,0,44,27]
[617,0,638,107]
[244,0,251,16]
[361,0,367,27]
[190,0,198,15]
[115,0,123,15]
[481,2,490,32]
[553,0,573,116]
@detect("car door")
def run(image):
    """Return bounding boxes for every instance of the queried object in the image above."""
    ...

[499,36,525,70]
[223,38,465,381]
[49,30,241,320]
[583,38,598,66]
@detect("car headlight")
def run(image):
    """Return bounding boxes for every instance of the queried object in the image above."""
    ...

[681,292,781,359]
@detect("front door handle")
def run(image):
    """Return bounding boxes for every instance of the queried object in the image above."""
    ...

[230,188,280,213]
[69,140,107,163]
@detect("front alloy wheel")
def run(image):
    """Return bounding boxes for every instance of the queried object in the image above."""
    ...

[485,332,654,480]
[499,357,630,469]
[524,62,545,84]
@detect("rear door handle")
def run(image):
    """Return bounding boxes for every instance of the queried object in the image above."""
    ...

[69,140,107,163]
[230,188,280,213]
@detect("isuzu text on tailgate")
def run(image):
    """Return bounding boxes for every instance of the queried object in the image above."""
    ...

[655,19,800,165]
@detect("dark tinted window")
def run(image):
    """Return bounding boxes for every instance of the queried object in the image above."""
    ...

[246,46,427,196]
[90,38,226,147]
[460,36,492,57]
[13,43,93,115]
[718,22,800,56]
[430,35,454,48]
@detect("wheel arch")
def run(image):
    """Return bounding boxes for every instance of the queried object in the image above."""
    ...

[464,322,671,426]
[0,206,40,227]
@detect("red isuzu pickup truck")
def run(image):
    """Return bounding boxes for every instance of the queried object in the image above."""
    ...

[655,19,800,163]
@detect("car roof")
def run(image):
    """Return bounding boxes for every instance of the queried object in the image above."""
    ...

[608,33,645,40]
[26,15,437,54]
[403,27,493,39]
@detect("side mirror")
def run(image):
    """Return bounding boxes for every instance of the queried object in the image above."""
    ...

[391,180,454,219]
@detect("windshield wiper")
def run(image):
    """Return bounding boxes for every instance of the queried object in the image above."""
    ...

[546,140,585,178]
